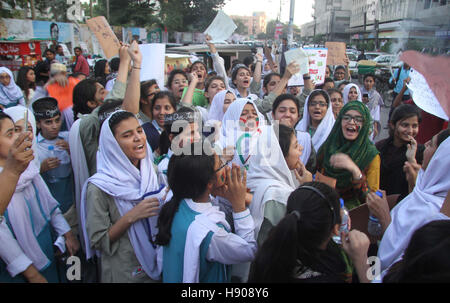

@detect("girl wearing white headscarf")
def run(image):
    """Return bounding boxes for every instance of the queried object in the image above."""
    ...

[0,112,76,283]
[219,98,266,171]
[377,133,450,279]
[0,67,25,109]
[342,83,362,104]
[80,110,165,282]
[295,90,335,152]
[207,90,236,124]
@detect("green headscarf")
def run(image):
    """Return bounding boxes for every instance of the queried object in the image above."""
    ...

[317,101,379,189]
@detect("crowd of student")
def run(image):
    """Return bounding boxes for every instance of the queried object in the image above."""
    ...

[0,37,449,284]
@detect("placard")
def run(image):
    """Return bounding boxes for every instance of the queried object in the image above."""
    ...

[325,41,346,65]
[204,10,237,43]
[304,48,328,85]
[139,43,166,90]
[86,16,120,59]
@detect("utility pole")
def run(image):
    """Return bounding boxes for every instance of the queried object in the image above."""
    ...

[106,0,110,22]
[287,0,295,46]
[30,0,36,19]
[90,0,93,18]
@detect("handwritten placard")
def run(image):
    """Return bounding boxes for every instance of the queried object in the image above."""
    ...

[139,43,166,90]
[407,68,448,121]
[304,48,328,85]
[325,42,346,66]
[284,48,310,75]
[401,51,450,120]
[204,10,237,43]
[86,16,120,59]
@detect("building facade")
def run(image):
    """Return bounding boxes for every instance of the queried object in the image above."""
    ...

[230,11,267,37]
[348,0,449,52]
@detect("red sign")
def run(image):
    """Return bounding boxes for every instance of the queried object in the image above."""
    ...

[0,42,42,56]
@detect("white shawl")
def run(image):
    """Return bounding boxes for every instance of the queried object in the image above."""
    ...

[79,110,164,280]
[183,199,230,283]
[0,67,25,107]
[295,90,335,152]
[378,137,450,274]
[247,125,296,237]
[207,90,235,123]
[296,130,313,166]
[342,83,362,104]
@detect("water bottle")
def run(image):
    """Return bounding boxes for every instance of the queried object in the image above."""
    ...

[333,198,350,245]
[47,145,59,183]
[368,191,384,237]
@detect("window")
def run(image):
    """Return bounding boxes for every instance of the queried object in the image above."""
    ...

[424,0,431,9]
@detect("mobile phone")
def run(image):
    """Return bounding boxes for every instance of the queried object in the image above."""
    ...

[23,109,28,133]
[257,47,263,56]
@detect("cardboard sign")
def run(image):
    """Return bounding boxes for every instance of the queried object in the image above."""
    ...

[401,51,450,120]
[86,16,120,59]
[325,42,346,66]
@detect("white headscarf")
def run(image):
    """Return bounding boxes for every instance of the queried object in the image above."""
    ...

[4,105,40,168]
[207,90,235,123]
[295,90,335,152]
[0,67,25,107]
[0,160,61,270]
[296,130,312,166]
[342,83,362,104]
[80,110,163,280]
[247,124,296,237]
[219,98,265,169]
[378,137,450,274]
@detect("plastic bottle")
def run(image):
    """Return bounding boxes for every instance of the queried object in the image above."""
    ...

[368,190,384,237]
[333,198,350,245]
[47,145,59,183]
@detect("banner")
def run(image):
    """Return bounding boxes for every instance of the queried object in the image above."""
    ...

[304,48,328,85]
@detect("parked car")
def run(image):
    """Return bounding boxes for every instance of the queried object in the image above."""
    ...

[346,52,358,78]
[364,51,387,60]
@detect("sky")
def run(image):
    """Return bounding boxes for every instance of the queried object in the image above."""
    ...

[222,0,314,27]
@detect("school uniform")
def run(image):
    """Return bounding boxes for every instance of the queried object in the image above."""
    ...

[36,131,74,214]
[142,120,163,153]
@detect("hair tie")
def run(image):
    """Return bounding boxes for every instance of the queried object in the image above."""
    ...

[291,210,301,221]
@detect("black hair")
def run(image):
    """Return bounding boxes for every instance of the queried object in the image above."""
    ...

[248,182,341,282]
[140,79,158,102]
[74,46,82,52]
[316,79,334,90]
[189,61,207,73]
[363,73,376,82]
[70,72,86,79]
[327,88,343,99]
[166,69,188,89]
[150,91,177,114]
[231,65,251,83]
[73,79,98,120]
[45,48,55,55]
[243,56,254,68]
[204,76,225,94]
[16,66,36,99]
[263,72,282,90]
[388,104,422,138]
[274,123,296,157]
[158,106,195,155]
[108,111,136,136]
[155,141,216,246]
[94,59,108,80]
[31,97,60,122]
[324,77,334,84]
[326,65,333,77]
[272,93,300,115]
[383,220,450,283]
[98,99,123,127]
[308,90,330,107]
[436,128,450,147]
[109,57,120,73]
[338,81,351,89]
[0,112,13,132]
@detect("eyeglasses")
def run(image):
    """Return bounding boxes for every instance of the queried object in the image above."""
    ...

[331,98,343,103]
[309,101,327,107]
[342,114,364,124]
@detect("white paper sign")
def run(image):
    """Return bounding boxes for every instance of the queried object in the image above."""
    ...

[407,68,449,121]
[288,73,304,87]
[139,43,166,90]
[204,10,237,43]
[284,48,310,75]
[304,48,328,85]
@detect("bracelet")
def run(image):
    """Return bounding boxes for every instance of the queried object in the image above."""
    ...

[132,66,141,69]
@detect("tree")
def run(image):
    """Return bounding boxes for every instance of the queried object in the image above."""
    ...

[158,0,226,32]
[234,18,248,35]
[93,0,160,27]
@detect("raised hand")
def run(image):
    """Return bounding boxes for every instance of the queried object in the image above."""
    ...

[4,132,34,176]
[127,40,142,67]
[366,190,391,231]
[405,135,417,164]
[284,62,301,79]
[222,164,247,213]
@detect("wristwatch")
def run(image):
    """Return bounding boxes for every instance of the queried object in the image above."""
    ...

[303,75,311,80]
